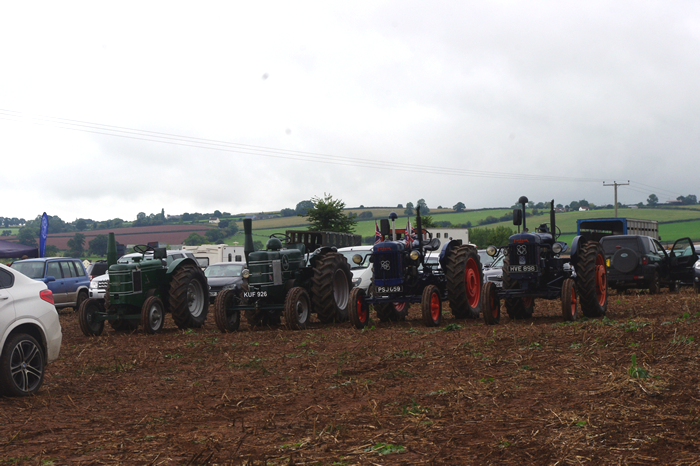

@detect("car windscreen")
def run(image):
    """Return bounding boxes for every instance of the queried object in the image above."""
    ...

[205,264,244,277]
[10,261,45,279]
[600,237,641,255]
[478,250,494,266]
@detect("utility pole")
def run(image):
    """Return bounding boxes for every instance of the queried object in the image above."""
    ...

[603,181,629,217]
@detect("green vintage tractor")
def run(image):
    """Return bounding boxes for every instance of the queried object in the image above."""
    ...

[78,233,208,336]
[213,219,355,332]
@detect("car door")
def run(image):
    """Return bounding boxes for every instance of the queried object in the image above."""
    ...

[0,268,16,340]
[46,261,66,305]
[650,239,670,279]
[669,238,697,283]
[60,261,79,305]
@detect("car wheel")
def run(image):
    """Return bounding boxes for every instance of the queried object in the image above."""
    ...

[0,333,45,397]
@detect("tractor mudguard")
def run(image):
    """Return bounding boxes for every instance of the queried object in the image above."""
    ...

[308,246,337,267]
[166,257,201,275]
[569,236,587,265]
[439,239,463,270]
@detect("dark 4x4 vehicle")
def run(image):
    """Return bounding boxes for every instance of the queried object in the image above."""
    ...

[600,235,698,293]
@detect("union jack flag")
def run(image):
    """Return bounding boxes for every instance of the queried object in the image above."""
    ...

[374,220,382,244]
[405,219,415,248]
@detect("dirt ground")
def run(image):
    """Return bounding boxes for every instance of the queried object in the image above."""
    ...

[2,289,700,465]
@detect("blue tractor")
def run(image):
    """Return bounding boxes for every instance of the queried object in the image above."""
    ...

[481,196,608,324]
[348,207,483,328]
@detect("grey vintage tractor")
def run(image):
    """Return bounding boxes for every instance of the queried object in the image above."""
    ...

[78,233,208,336]
[213,219,355,332]
[481,196,608,324]
[347,207,483,328]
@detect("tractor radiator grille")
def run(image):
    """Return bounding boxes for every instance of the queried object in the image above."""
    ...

[509,243,538,267]
[373,251,403,286]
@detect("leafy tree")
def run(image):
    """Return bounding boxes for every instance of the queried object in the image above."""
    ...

[219,219,230,229]
[88,234,109,256]
[358,211,373,219]
[647,194,659,206]
[404,202,414,216]
[469,226,514,248]
[569,201,580,211]
[213,210,222,217]
[359,205,365,209]
[45,245,59,257]
[184,232,207,246]
[206,229,226,243]
[453,202,465,212]
[295,200,315,216]
[67,233,86,257]
[75,218,88,231]
[416,199,430,215]
[280,208,296,217]
[416,215,437,228]
[397,204,403,209]
[253,240,264,251]
[304,193,357,233]
[478,216,499,225]
[17,227,38,247]
[1,230,10,236]
[677,194,698,205]
[224,223,239,237]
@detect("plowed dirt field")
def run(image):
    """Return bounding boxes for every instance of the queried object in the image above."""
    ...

[2,290,700,465]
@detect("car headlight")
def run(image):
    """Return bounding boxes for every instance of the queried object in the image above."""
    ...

[486,245,497,257]
[353,277,361,286]
[241,269,250,279]
[90,281,98,289]
[409,250,420,261]
[694,261,700,270]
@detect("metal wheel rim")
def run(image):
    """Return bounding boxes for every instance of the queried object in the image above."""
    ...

[86,303,102,332]
[569,286,577,318]
[394,302,406,312]
[465,257,481,308]
[356,296,368,323]
[186,279,205,317]
[332,269,349,310]
[430,292,440,321]
[595,254,607,305]
[489,289,499,320]
[148,302,164,329]
[10,339,43,394]
[296,297,309,323]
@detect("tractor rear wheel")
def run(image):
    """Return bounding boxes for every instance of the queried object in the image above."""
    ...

[481,281,500,325]
[284,287,311,330]
[375,301,408,322]
[421,285,442,327]
[214,289,242,333]
[310,252,352,323]
[141,296,165,334]
[575,242,607,318]
[169,265,208,329]
[78,299,104,337]
[561,278,579,321]
[348,288,370,329]
[445,245,482,318]
[502,256,534,320]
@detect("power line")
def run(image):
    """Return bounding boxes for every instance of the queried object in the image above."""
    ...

[0,108,604,183]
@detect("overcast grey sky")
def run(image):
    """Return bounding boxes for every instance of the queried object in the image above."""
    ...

[1,1,698,222]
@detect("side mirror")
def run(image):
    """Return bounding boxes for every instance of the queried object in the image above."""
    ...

[45,276,56,283]
[513,209,522,226]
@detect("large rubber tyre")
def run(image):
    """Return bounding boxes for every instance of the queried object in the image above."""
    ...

[421,284,442,327]
[375,302,408,322]
[612,248,638,274]
[78,298,105,336]
[575,242,608,318]
[169,265,208,329]
[214,289,242,333]
[284,287,311,330]
[444,245,482,319]
[0,333,45,397]
[502,257,534,320]
[348,287,370,329]
[311,252,352,323]
[75,290,89,311]
[561,278,579,322]
[648,271,661,295]
[110,319,138,332]
[482,281,500,325]
[141,296,165,334]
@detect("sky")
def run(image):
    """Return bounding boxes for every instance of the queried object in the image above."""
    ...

[1,1,699,223]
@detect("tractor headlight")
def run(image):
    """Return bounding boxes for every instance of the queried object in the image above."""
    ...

[241,269,250,279]
[552,243,563,254]
[486,245,497,257]
[410,250,420,261]
[352,254,363,265]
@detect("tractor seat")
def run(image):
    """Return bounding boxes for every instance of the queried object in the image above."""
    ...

[422,237,441,252]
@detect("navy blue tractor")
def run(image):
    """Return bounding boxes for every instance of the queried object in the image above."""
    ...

[348,207,483,328]
[481,196,608,324]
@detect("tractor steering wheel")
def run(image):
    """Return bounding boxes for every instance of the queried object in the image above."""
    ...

[270,233,292,243]
[134,244,156,254]
[537,224,562,240]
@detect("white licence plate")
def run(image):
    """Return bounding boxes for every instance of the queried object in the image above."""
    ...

[376,285,403,293]
[507,265,539,273]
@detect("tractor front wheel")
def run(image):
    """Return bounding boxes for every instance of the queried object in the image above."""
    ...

[421,285,442,327]
[348,287,370,329]
[375,301,408,322]
[214,289,242,333]
[445,245,482,319]
[284,287,311,330]
[561,278,579,322]
[482,282,500,325]
[169,265,208,329]
[575,242,607,318]
[141,296,165,334]
[78,299,104,337]
[311,252,352,323]
[502,257,534,320]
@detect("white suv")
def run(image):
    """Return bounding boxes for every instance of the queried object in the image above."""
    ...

[0,264,62,396]
[338,245,374,291]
